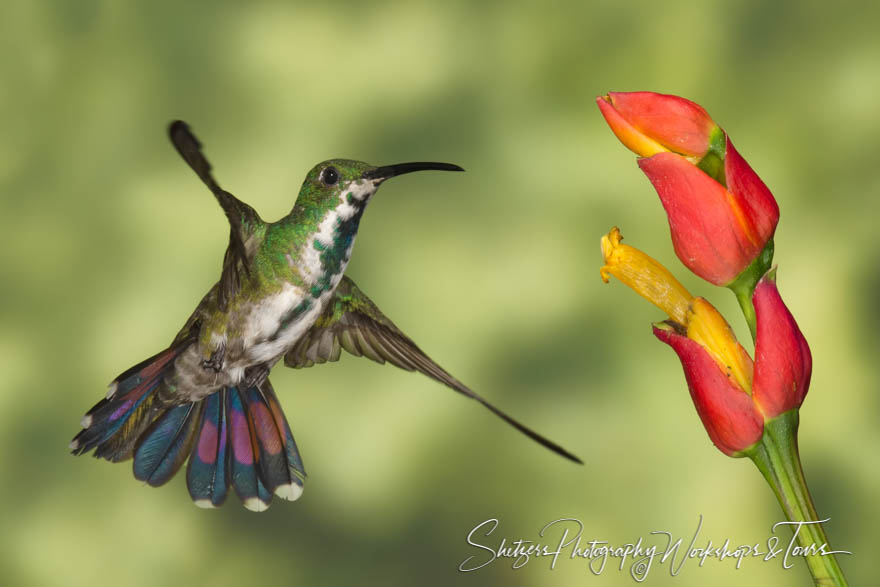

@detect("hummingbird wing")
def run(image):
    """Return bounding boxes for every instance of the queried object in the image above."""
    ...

[168,120,261,309]
[283,276,582,464]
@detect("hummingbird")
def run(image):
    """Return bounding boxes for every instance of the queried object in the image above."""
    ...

[71,121,582,511]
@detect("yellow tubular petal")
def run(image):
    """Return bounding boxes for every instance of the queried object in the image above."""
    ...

[600,227,693,325]
[686,298,754,393]
[617,129,671,159]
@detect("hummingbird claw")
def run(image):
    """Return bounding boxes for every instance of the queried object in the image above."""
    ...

[201,345,225,373]
[242,364,270,389]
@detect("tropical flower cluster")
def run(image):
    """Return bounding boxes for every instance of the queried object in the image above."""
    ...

[597,92,846,585]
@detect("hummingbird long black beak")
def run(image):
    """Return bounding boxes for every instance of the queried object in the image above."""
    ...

[362,162,464,182]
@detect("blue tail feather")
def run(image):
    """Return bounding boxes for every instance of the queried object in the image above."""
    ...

[186,390,230,508]
[71,344,184,462]
[134,402,202,487]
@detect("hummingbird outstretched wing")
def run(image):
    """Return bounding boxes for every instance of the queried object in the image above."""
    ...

[168,120,261,309]
[283,276,582,464]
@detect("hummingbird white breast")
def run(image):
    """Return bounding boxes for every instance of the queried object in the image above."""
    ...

[241,182,375,367]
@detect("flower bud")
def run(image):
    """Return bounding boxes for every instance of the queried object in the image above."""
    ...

[596,92,718,159]
[597,91,779,286]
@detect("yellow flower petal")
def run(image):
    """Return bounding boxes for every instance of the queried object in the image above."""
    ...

[600,227,692,325]
[686,298,754,393]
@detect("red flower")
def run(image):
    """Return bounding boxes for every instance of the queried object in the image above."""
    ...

[598,91,780,286]
[602,228,811,455]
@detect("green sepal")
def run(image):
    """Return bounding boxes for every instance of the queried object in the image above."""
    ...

[726,238,775,341]
[696,126,727,185]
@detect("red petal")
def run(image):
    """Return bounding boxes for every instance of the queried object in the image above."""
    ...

[752,275,812,417]
[607,92,716,157]
[639,153,760,285]
[654,325,763,455]
[724,138,779,247]
[596,96,668,158]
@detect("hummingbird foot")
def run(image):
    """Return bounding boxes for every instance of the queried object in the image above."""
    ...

[201,344,226,373]
[242,363,271,389]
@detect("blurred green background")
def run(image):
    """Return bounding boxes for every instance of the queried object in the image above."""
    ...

[1,0,877,585]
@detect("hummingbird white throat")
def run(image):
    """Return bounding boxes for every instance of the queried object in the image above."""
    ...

[71,121,582,511]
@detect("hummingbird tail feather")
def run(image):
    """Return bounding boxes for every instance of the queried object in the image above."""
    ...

[70,344,186,462]
[71,350,306,511]
[216,383,306,512]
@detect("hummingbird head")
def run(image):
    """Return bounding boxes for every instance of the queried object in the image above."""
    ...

[297,159,464,214]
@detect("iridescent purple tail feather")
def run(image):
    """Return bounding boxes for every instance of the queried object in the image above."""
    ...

[70,347,306,511]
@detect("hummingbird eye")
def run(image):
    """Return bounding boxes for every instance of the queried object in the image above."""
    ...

[321,166,339,186]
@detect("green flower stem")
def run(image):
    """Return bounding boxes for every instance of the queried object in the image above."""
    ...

[746,411,848,585]
[731,280,758,341]
[726,239,775,342]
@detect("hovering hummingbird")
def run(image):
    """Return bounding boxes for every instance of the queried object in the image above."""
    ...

[71,121,581,511]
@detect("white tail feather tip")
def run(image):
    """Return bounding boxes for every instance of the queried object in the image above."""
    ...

[243,498,270,512]
[274,482,304,501]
